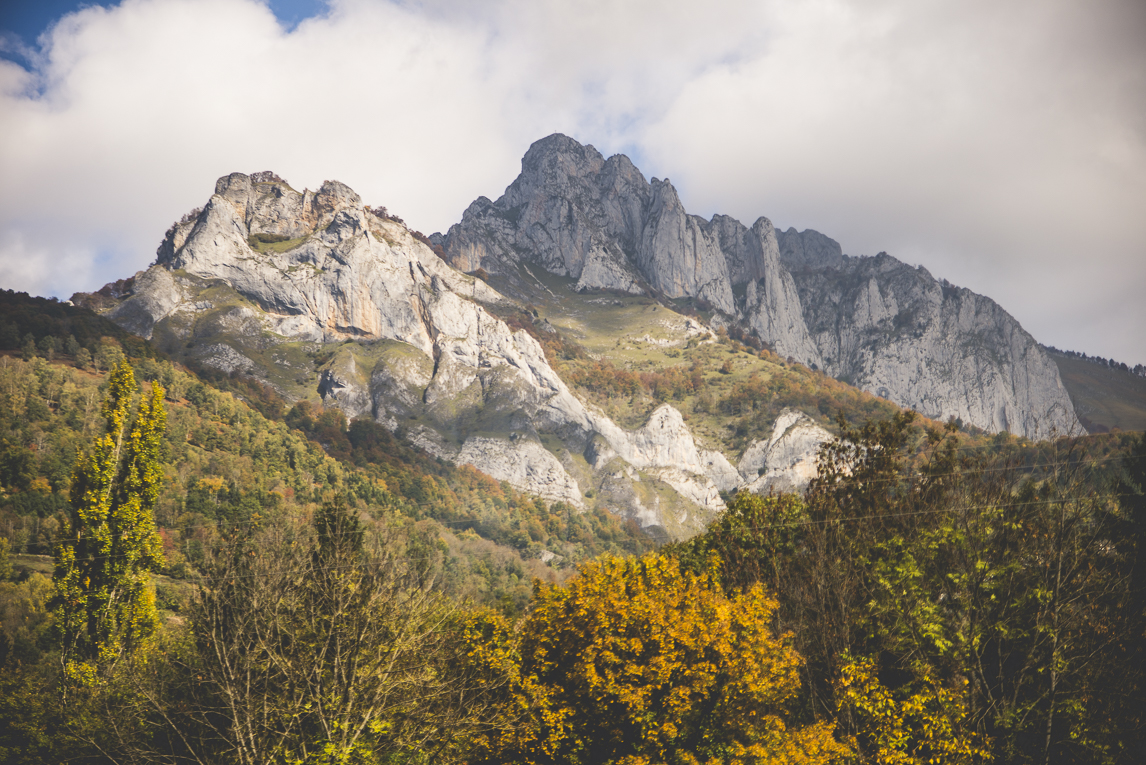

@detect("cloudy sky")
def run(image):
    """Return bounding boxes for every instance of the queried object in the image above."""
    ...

[1,0,1143,363]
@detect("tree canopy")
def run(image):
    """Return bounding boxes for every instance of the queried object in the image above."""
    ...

[470,554,846,765]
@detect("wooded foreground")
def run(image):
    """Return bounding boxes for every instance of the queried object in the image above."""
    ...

[1,356,1143,764]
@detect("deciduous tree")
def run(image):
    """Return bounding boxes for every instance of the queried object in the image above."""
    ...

[472,554,845,765]
[183,497,501,764]
[52,360,166,676]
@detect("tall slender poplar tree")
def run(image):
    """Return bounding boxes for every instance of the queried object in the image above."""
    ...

[53,360,167,676]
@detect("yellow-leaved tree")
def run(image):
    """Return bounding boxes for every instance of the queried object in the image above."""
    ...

[469,554,847,765]
[52,360,166,679]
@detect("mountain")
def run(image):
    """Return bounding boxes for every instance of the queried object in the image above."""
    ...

[775,232,1077,439]
[437,134,1080,439]
[76,170,847,540]
[70,135,1090,537]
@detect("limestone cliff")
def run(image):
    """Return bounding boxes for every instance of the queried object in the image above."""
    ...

[438,134,801,324]
[439,134,1079,439]
[737,409,833,494]
[776,230,1080,439]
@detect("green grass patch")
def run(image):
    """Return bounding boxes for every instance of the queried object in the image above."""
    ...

[248,233,311,254]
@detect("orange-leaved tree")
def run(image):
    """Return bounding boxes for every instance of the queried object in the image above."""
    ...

[469,553,846,765]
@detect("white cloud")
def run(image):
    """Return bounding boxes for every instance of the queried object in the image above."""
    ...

[639,0,1146,361]
[0,0,536,300]
[0,0,1143,362]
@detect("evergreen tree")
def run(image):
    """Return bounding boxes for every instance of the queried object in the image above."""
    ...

[52,360,166,677]
[20,333,36,361]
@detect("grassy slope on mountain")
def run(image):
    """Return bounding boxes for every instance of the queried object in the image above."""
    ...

[481,265,952,456]
[1048,349,1146,433]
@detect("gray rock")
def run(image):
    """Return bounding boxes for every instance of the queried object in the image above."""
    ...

[739,409,833,494]
[106,267,184,339]
[457,436,584,507]
[635,180,734,312]
[439,135,1080,438]
[780,246,1081,438]
[437,135,768,315]
[317,348,372,420]
[701,449,741,493]
[738,218,823,366]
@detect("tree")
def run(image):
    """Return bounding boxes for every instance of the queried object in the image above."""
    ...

[183,496,498,765]
[75,347,92,371]
[52,360,166,676]
[669,491,806,597]
[676,413,1142,763]
[20,333,36,361]
[837,655,989,765]
[472,554,846,765]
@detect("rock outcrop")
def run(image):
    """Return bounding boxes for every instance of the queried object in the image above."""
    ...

[438,134,1079,438]
[776,230,1080,439]
[738,409,833,494]
[437,134,797,320]
[94,170,743,539]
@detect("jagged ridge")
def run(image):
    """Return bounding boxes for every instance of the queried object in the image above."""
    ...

[89,170,821,540]
[437,134,1080,439]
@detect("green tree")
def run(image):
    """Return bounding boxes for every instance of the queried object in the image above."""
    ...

[75,346,93,370]
[0,538,11,582]
[52,360,166,676]
[20,333,36,361]
[677,413,1142,763]
[185,497,495,764]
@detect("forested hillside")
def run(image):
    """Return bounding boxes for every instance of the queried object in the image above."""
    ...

[0,291,652,609]
[1,288,1143,764]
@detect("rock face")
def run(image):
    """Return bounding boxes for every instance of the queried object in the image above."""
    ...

[776,230,1080,439]
[738,409,833,494]
[95,170,749,539]
[438,134,798,323]
[438,134,1079,438]
[84,135,1084,540]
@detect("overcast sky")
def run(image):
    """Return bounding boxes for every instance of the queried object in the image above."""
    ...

[1,0,1143,363]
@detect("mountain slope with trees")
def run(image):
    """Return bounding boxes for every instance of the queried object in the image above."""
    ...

[1045,346,1146,433]
[0,288,1142,763]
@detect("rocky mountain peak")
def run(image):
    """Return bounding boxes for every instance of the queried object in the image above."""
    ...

[160,171,354,270]
[82,136,1087,542]
[518,133,607,180]
[438,135,1081,439]
[100,170,823,538]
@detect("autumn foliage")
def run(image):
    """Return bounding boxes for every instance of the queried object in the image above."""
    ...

[569,361,704,402]
[469,554,846,764]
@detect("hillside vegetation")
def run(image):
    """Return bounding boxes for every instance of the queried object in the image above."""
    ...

[1047,348,1146,433]
[1,288,1143,764]
[0,307,652,614]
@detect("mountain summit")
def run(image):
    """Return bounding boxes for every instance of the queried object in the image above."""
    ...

[437,134,1079,438]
